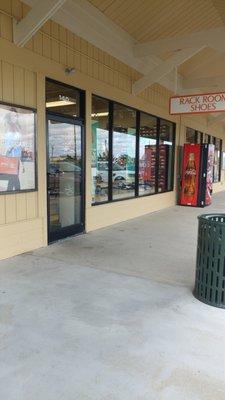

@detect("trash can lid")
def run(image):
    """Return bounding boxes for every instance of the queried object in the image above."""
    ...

[198,214,225,225]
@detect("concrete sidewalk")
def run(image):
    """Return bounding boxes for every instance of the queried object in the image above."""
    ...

[1,192,225,399]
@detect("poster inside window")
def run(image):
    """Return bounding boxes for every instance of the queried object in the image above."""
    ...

[0,103,36,193]
[113,104,136,200]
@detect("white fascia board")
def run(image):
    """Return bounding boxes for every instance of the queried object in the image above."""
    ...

[183,75,225,90]
[13,0,66,47]
[133,27,225,57]
[132,47,204,95]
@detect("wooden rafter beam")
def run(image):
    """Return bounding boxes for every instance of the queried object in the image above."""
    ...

[133,27,225,57]
[21,0,182,93]
[13,0,66,47]
[132,47,204,95]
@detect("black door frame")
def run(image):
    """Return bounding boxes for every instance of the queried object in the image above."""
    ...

[46,113,85,243]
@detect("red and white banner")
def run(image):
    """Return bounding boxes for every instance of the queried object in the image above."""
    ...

[170,92,225,115]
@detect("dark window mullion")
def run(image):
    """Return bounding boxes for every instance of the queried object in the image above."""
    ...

[219,139,222,182]
[108,101,113,202]
[135,111,140,197]
[212,136,216,183]
[171,122,176,191]
[200,132,203,144]
[155,117,160,194]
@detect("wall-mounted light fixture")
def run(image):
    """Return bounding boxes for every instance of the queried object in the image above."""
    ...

[65,67,76,75]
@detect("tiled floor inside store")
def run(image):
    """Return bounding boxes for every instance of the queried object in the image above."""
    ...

[1,191,225,399]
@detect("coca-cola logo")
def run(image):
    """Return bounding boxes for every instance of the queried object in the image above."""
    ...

[185,169,196,176]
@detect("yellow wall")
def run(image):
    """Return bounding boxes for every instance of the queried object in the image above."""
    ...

[0,0,224,259]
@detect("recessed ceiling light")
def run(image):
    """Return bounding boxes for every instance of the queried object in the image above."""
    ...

[46,100,76,108]
[91,112,109,117]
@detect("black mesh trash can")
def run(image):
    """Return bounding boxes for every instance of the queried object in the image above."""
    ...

[194,214,225,308]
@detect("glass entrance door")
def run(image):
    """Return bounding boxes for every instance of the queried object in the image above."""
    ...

[47,115,84,242]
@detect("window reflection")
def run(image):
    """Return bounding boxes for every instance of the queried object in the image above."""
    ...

[186,128,202,144]
[203,134,210,144]
[91,96,176,204]
[139,113,157,196]
[91,96,109,203]
[48,121,82,232]
[159,120,174,192]
[196,131,202,144]
[113,104,136,200]
[186,127,196,144]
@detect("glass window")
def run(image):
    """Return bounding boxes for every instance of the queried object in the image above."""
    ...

[46,80,80,117]
[186,127,196,143]
[158,119,174,192]
[213,138,222,183]
[91,95,176,205]
[139,112,157,196]
[203,133,210,144]
[113,103,136,200]
[91,96,109,203]
[48,121,82,232]
[196,131,202,144]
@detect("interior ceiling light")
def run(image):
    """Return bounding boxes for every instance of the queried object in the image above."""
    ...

[46,100,76,108]
[91,112,109,117]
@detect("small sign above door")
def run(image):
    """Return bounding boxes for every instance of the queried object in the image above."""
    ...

[170,92,225,115]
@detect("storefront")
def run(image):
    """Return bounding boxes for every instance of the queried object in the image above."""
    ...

[0,1,225,260]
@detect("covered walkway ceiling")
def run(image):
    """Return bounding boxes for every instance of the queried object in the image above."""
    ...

[88,0,224,43]
[87,0,225,94]
[14,0,225,120]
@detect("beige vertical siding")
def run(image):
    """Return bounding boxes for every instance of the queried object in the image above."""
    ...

[0,58,44,259]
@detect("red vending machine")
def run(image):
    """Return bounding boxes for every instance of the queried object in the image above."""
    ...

[180,143,214,207]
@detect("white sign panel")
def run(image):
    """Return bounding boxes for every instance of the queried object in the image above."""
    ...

[170,92,225,115]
